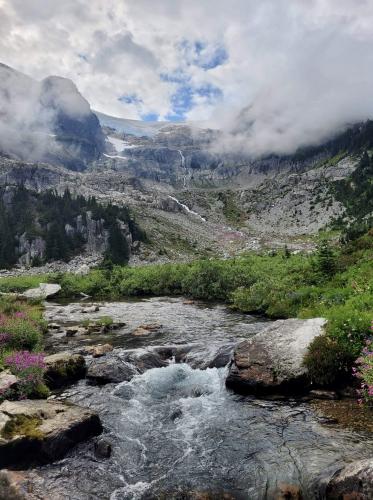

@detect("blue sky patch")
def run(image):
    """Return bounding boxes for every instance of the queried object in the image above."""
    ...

[118,93,143,105]
[140,112,160,122]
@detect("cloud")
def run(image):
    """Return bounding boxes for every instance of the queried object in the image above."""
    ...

[1,0,373,155]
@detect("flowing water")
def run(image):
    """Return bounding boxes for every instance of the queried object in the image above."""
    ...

[34,298,373,499]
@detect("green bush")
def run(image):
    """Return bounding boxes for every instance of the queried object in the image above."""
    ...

[304,335,355,386]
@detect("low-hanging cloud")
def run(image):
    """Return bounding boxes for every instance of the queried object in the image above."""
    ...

[1,0,373,156]
[0,63,92,161]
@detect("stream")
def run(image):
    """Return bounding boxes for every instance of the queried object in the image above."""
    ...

[32,298,373,499]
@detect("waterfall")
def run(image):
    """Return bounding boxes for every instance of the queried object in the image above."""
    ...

[168,195,206,222]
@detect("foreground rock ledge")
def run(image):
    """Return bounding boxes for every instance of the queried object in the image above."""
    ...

[226,318,326,395]
[0,399,102,468]
[325,458,373,499]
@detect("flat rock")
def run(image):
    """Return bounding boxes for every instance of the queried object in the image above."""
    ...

[44,352,86,388]
[0,399,102,468]
[308,389,338,400]
[226,318,326,395]
[23,283,61,300]
[325,458,373,499]
[132,323,162,336]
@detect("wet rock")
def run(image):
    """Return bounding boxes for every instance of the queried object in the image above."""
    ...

[111,321,126,330]
[81,305,100,314]
[87,356,138,384]
[47,322,61,330]
[226,318,326,395]
[0,399,102,468]
[0,370,18,393]
[308,390,338,400]
[84,344,113,358]
[44,352,86,389]
[23,283,61,300]
[132,323,162,336]
[325,459,373,499]
[178,343,234,369]
[65,326,87,337]
[94,438,112,458]
[87,349,167,384]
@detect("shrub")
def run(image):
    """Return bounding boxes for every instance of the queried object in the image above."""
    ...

[354,337,373,407]
[4,351,49,400]
[304,335,355,386]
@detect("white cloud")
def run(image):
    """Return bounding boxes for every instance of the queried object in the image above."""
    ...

[1,0,373,154]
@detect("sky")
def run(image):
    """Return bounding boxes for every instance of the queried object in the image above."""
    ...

[1,0,373,155]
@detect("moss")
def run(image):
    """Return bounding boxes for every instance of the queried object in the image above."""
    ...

[30,382,50,399]
[45,357,86,389]
[2,415,43,440]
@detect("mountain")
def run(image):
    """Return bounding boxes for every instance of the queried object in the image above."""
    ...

[1,63,373,268]
[0,63,105,170]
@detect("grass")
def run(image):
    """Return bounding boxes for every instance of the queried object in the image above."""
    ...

[0,274,55,294]
[1,230,373,387]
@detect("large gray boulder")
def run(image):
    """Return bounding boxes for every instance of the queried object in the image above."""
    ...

[325,459,373,499]
[0,399,102,468]
[23,283,61,300]
[226,318,326,395]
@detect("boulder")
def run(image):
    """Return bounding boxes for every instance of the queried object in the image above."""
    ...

[87,349,167,385]
[0,399,102,468]
[23,283,61,300]
[0,370,18,393]
[226,318,326,395]
[94,438,112,458]
[87,356,138,385]
[325,459,373,499]
[44,352,86,388]
[84,344,113,358]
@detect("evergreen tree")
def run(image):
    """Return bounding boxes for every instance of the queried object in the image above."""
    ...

[315,240,337,277]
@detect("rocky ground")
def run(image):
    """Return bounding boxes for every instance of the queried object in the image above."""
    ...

[0,292,372,498]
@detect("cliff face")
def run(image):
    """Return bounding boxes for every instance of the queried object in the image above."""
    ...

[0,64,105,170]
[0,186,140,269]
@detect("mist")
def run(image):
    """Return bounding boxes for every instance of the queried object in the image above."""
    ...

[2,1,373,157]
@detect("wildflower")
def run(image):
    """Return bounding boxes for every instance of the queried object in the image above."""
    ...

[14,311,26,319]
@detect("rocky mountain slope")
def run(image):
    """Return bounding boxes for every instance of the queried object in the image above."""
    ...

[0,185,143,269]
[1,63,372,267]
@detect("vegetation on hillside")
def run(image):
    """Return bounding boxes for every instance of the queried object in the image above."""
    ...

[0,186,145,268]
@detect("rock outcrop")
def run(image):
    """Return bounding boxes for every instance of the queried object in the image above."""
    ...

[0,399,102,468]
[226,318,326,395]
[325,459,373,499]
